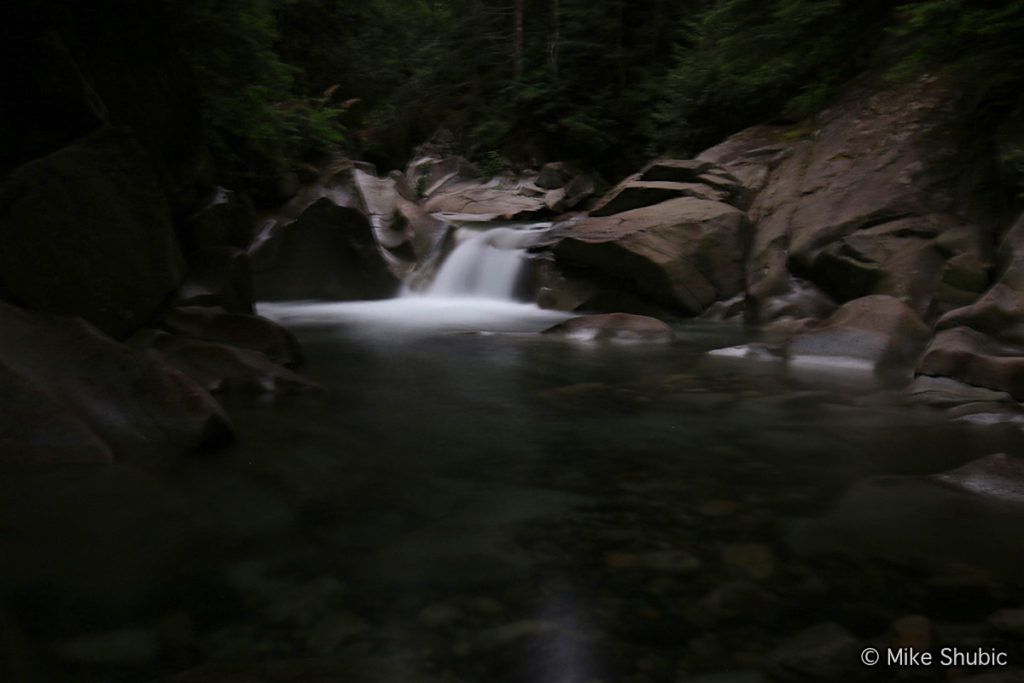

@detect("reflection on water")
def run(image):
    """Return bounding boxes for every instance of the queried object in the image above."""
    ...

[1,301,1023,682]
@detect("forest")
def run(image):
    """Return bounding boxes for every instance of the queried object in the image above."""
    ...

[173,0,1024,192]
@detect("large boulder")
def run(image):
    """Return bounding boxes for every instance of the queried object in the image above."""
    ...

[405,155,481,197]
[134,331,321,395]
[915,214,1024,398]
[918,327,1024,400]
[546,197,748,315]
[542,313,674,342]
[790,454,1024,578]
[175,247,255,315]
[423,180,548,221]
[787,295,930,375]
[159,306,301,367]
[702,75,993,324]
[0,127,185,338]
[801,214,993,318]
[0,301,232,463]
[250,198,399,301]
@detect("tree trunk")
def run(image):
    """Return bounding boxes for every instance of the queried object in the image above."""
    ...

[548,0,560,79]
[514,0,524,80]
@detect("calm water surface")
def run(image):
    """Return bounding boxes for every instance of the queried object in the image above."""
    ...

[2,300,1022,682]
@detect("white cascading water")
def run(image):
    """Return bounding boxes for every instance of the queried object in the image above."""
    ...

[259,222,572,334]
[426,227,533,299]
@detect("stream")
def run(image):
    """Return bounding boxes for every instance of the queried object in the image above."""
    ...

[2,223,1024,682]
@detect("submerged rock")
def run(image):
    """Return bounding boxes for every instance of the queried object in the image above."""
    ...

[542,312,675,342]
[765,622,860,681]
[789,453,1024,577]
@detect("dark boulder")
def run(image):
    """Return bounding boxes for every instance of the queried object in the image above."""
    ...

[250,198,399,301]
[0,301,233,462]
[160,306,301,367]
[175,247,255,315]
[0,127,185,338]
[136,332,321,395]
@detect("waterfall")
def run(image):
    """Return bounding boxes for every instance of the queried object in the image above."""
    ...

[424,225,544,300]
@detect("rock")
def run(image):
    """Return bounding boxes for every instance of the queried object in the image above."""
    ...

[989,608,1024,636]
[544,187,568,212]
[918,326,1024,400]
[721,543,776,581]
[914,213,1024,397]
[677,671,766,683]
[305,612,370,655]
[705,344,785,364]
[536,161,577,189]
[639,159,717,183]
[0,126,185,338]
[55,628,159,665]
[801,213,992,318]
[698,125,793,194]
[890,614,931,650]
[0,361,113,464]
[471,620,559,652]
[136,331,321,394]
[707,74,990,325]
[542,313,675,342]
[787,295,930,375]
[160,306,301,366]
[789,455,1024,578]
[548,197,748,315]
[180,187,256,254]
[405,155,481,197]
[590,177,729,216]
[0,300,232,462]
[906,376,1015,408]
[957,670,1024,683]
[352,168,399,234]
[699,500,741,517]
[423,180,548,220]
[932,453,1024,503]
[417,603,463,628]
[765,622,859,681]
[250,198,399,301]
[175,247,255,314]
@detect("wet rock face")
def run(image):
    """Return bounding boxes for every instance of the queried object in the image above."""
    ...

[915,213,1024,397]
[250,198,400,301]
[788,295,931,375]
[702,74,994,326]
[548,198,749,316]
[0,300,233,463]
[542,313,675,342]
[0,127,186,338]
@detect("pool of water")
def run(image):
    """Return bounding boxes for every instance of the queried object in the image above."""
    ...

[2,301,1023,682]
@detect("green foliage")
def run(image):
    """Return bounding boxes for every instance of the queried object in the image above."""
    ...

[168,0,1024,186]
[172,0,345,183]
[479,150,511,177]
[891,1,1024,84]
[653,0,890,155]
